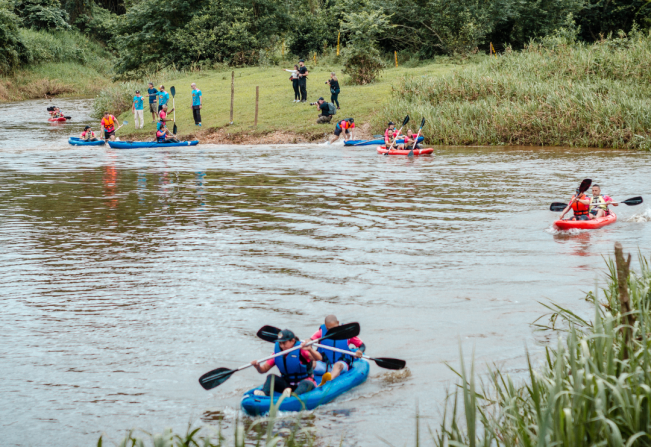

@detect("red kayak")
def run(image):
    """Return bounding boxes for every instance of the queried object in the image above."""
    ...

[377,146,434,155]
[48,117,67,122]
[554,213,617,230]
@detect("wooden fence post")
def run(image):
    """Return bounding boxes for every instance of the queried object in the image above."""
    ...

[230,70,234,124]
[255,86,259,127]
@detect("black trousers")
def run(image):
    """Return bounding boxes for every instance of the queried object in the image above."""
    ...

[330,91,340,108]
[261,374,315,396]
[292,80,300,100]
[192,106,202,124]
[299,81,307,101]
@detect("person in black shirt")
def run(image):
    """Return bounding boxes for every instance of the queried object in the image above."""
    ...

[315,97,333,123]
[326,72,341,109]
[297,59,308,102]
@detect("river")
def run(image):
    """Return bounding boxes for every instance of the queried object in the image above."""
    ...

[1,98,651,446]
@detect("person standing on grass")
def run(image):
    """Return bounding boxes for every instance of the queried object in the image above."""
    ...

[132,90,144,129]
[158,85,170,113]
[191,83,202,127]
[297,59,308,102]
[147,83,158,123]
[284,64,300,102]
[326,72,341,109]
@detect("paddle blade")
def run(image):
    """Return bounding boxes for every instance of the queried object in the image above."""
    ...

[622,196,643,206]
[373,357,406,370]
[123,121,129,126]
[65,116,72,120]
[578,179,592,194]
[402,115,410,127]
[170,86,176,97]
[199,367,235,390]
[257,325,281,342]
[420,117,425,129]
[325,322,360,340]
[173,123,178,135]
[550,202,568,212]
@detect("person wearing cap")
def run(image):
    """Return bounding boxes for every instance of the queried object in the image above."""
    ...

[190,83,202,126]
[328,118,355,143]
[315,97,333,124]
[384,121,398,147]
[80,125,98,141]
[250,329,322,398]
[310,315,364,386]
[157,86,170,113]
[132,90,144,129]
[297,60,308,102]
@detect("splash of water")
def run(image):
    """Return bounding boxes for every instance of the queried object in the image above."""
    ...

[627,207,651,223]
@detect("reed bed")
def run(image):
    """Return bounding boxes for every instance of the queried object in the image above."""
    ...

[435,243,651,446]
[382,30,651,150]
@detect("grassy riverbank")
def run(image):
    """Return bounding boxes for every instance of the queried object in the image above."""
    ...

[382,30,651,150]
[114,62,456,144]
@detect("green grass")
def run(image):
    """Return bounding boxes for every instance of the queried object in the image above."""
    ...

[116,62,455,141]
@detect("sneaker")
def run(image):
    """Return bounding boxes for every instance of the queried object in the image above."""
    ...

[337,107,340,109]
[253,390,265,396]
[198,123,202,127]
[319,372,332,386]
[282,388,292,398]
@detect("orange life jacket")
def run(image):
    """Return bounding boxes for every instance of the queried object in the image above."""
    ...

[101,115,115,131]
[571,194,590,216]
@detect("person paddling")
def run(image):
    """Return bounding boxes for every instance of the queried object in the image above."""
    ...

[100,112,121,141]
[310,315,364,386]
[250,329,322,398]
[384,121,398,147]
[156,123,179,143]
[589,184,618,219]
[80,125,98,141]
[559,187,591,221]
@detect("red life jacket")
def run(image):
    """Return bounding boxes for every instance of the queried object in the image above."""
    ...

[571,194,590,216]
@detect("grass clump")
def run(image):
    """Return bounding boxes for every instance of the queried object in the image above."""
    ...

[382,29,651,150]
[436,243,651,446]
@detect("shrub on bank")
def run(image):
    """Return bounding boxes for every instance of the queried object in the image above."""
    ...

[382,29,651,149]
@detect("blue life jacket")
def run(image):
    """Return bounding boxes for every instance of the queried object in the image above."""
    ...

[274,340,312,385]
[317,324,354,366]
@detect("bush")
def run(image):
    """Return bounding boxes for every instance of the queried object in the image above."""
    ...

[13,0,70,31]
[92,81,145,119]
[340,8,387,85]
[74,2,119,45]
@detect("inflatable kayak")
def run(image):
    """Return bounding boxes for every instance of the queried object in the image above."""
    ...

[554,213,617,230]
[48,117,67,122]
[345,136,423,146]
[241,359,370,416]
[377,146,434,155]
[107,140,199,149]
[68,137,105,146]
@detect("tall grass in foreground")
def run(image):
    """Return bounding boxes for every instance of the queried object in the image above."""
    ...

[382,29,651,150]
[437,243,651,446]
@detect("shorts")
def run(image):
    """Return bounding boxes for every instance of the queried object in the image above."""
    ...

[574,214,589,221]
[314,360,349,376]
[334,126,349,137]
[149,103,156,113]
[158,103,165,112]
[104,130,115,138]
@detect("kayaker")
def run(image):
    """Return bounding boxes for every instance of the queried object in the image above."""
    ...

[250,329,322,398]
[52,107,63,118]
[156,123,179,143]
[157,86,170,113]
[191,83,202,127]
[80,125,98,141]
[559,188,592,221]
[589,184,618,219]
[398,134,420,151]
[310,315,364,386]
[329,118,355,144]
[147,83,158,123]
[384,122,398,147]
[315,97,334,124]
[132,90,144,129]
[158,104,174,130]
[100,112,121,141]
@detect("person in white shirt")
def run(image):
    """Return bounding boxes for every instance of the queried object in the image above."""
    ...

[284,64,300,102]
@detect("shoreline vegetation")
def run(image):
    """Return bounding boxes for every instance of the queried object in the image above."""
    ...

[100,243,651,446]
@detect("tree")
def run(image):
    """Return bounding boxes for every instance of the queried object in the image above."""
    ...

[341,7,389,84]
[0,0,26,73]
[13,0,70,31]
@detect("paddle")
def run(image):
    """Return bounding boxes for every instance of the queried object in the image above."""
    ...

[198,322,360,390]
[64,116,72,120]
[407,118,426,156]
[256,325,407,371]
[170,86,177,135]
[385,115,409,155]
[550,196,643,212]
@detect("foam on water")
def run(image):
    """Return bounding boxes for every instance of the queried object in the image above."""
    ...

[627,207,651,223]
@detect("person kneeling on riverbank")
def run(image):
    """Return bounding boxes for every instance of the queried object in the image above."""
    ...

[100,112,121,141]
[251,329,321,398]
[80,126,98,141]
[559,188,592,221]
[314,97,335,124]
[311,315,364,386]
[156,124,179,143]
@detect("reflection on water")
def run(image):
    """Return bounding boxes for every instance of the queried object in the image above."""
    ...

[0,143,650,447]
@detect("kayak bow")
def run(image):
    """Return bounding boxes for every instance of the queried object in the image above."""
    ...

[554,213,617,230]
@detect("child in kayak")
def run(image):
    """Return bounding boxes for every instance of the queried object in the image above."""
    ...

[311,315,364,386]
[156,123,179,143]
[251,329,322,398]
[80,126,98,141]
[589,184,618,219]
[559,188,592,221]
[52,107,64,118]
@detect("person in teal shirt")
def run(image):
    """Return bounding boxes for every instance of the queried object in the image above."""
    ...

[191,82,202,126]
[132,90,144,129]
[147,83,158,123]
[158,85,169,112]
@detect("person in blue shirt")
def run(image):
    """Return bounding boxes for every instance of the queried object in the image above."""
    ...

[158,85,170,113]
[147,82,158,123]
[191,82,202,126]
[132,90,144,129]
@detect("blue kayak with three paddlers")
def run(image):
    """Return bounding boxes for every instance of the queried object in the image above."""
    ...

[107,140,199,149]
[344,136,423,146]
[241,359,370,416]
[68,137,105,146]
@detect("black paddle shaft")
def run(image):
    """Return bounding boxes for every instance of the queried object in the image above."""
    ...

[408,117,426,156]
[550,196,643,212]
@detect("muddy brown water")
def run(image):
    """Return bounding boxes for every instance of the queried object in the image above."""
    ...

[1,99,651,446]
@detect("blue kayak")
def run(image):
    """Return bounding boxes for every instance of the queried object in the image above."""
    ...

[344,136,423,146]
[241,359,370,415]
[68,137,105,146]
[107,140,199,149]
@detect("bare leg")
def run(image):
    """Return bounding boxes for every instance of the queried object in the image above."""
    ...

[330,362,345,380]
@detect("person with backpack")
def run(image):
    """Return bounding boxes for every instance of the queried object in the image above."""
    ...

[314,97,336,124]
